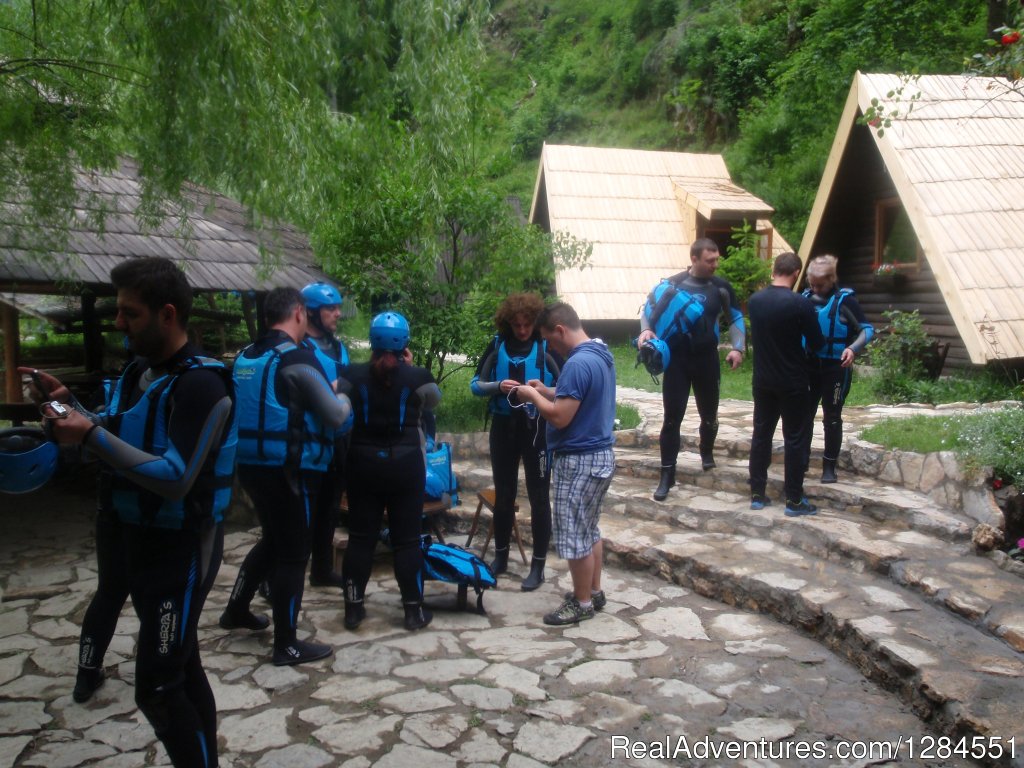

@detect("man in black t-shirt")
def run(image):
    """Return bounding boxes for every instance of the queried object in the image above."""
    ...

[747,252,826,517]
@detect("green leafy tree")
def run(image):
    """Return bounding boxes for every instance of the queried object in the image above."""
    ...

[716,222,771,306]
[1,0,340,259]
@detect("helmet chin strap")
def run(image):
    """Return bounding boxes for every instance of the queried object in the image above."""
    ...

[307,310,328,338]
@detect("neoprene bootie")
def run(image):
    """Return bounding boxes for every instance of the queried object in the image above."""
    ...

[404,602,433,631]
[343,579,365,630]
[653,465,675,501]
[489,547,509,575]
[821,459,838,484]
[520,557,546,592]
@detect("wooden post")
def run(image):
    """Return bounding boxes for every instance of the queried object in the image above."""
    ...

[2,303,22,403]
[241,293,258,342]
[81,290,104,373]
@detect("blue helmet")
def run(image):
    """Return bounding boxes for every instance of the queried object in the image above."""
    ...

[369,312,410,351]
[638,337,671,377]
[301,282,343,309]
[0,427,58,494]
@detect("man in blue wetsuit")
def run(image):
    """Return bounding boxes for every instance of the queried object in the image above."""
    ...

[638,238,745,501]
[219,287,351,665]
[29,257,237,768]
[300,281,350,588]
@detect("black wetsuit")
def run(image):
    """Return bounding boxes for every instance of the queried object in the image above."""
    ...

[304,332,350,581]
[226,330,351,652]
[804,288,873,464]
[470,335,560,559]
[642,270,744,466]
[747,286,826,502]
[340,360,441,604]
[79,342,235,768]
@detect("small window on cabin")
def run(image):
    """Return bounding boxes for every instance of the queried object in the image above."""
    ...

[875,199,921,270]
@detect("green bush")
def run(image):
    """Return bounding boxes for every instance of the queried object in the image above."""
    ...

[868,309,931,402]
[717,222,771,306]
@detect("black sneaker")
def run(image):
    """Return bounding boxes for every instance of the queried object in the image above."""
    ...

[784,498,818,517]
[273,640,333,667]
[72,668,105,703]
[219,608,270,632]
[750,494,771,510]
[544,596,595,626]
[309,571,345,588]
[563,590,607,611]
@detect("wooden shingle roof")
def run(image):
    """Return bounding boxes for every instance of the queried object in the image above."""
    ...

[529,144,790,322]
[0,158,330,294]
[801,72,1024,364]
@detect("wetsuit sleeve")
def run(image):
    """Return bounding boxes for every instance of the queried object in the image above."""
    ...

[470,338,501,397]
[83,370,231,501]
[840,297,875,354]
[418,379,442,412]
[280,362,353,431]
[718,282,746,351]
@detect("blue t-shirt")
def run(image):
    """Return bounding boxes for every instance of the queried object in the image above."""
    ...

[546,340,616,453]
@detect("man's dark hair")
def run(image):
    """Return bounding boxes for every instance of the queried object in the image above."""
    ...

[264,287,304,327]
[110,257,193,327]
[538,301,582,332]
[690,238,719,261]
[773,251,803,276]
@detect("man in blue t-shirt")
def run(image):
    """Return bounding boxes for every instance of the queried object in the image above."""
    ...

[516,302,616,625]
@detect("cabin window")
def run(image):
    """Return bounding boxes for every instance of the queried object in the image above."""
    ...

[875,198,921,270]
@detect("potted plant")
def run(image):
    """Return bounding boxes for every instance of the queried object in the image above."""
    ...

[873,263,907,290]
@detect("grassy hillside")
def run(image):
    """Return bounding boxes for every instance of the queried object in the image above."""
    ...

[477,0,993,242]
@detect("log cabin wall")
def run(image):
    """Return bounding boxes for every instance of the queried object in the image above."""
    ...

[807,123,968,371]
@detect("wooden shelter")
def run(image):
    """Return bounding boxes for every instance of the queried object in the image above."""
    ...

[800,72,1024,369]
[0,158,333,407]
[528,143,792,334]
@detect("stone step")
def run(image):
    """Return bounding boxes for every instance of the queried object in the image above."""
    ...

[449,456,1024,665]
[612,448,974,543]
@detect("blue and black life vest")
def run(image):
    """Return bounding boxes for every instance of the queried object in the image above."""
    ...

[643,279,705,344]
[305,335,350,382]
[805,287,855,360]
[106,357,238,529]
[234,341,333,471]
[488,338,555,416]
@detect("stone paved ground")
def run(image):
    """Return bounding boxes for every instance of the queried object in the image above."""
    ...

[0,486,975,768]
[1,390,1021,767]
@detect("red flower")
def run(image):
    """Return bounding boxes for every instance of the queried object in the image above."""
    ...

[993,478,1004,489]
[867,117,881,127]
[1002,31,1021,45]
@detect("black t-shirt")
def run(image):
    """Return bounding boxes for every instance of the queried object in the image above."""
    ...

[748,285,825,393]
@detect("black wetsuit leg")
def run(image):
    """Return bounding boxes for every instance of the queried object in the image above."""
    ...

[661,345,719,465]
[127,518,223,768]
[519,415,551,558]
[819,361,851,461]
[309,462,343,579]
[344,446,426,603]
[748,387,782,498]
[489,414,521,552]
[234,465,317,650]
[804,362,825,470]
[690,346,722,455]
[779,390,812,502]
[78,506,129,671]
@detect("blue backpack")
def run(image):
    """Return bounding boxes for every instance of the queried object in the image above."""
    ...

[421,536,496,613]
[425,437,459,506]
[642,278,705,343]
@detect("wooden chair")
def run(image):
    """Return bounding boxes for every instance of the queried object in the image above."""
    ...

[333,493,451,570]
[465,488,528,565]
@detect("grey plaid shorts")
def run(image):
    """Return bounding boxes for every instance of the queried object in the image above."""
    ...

[551,448,615,560]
